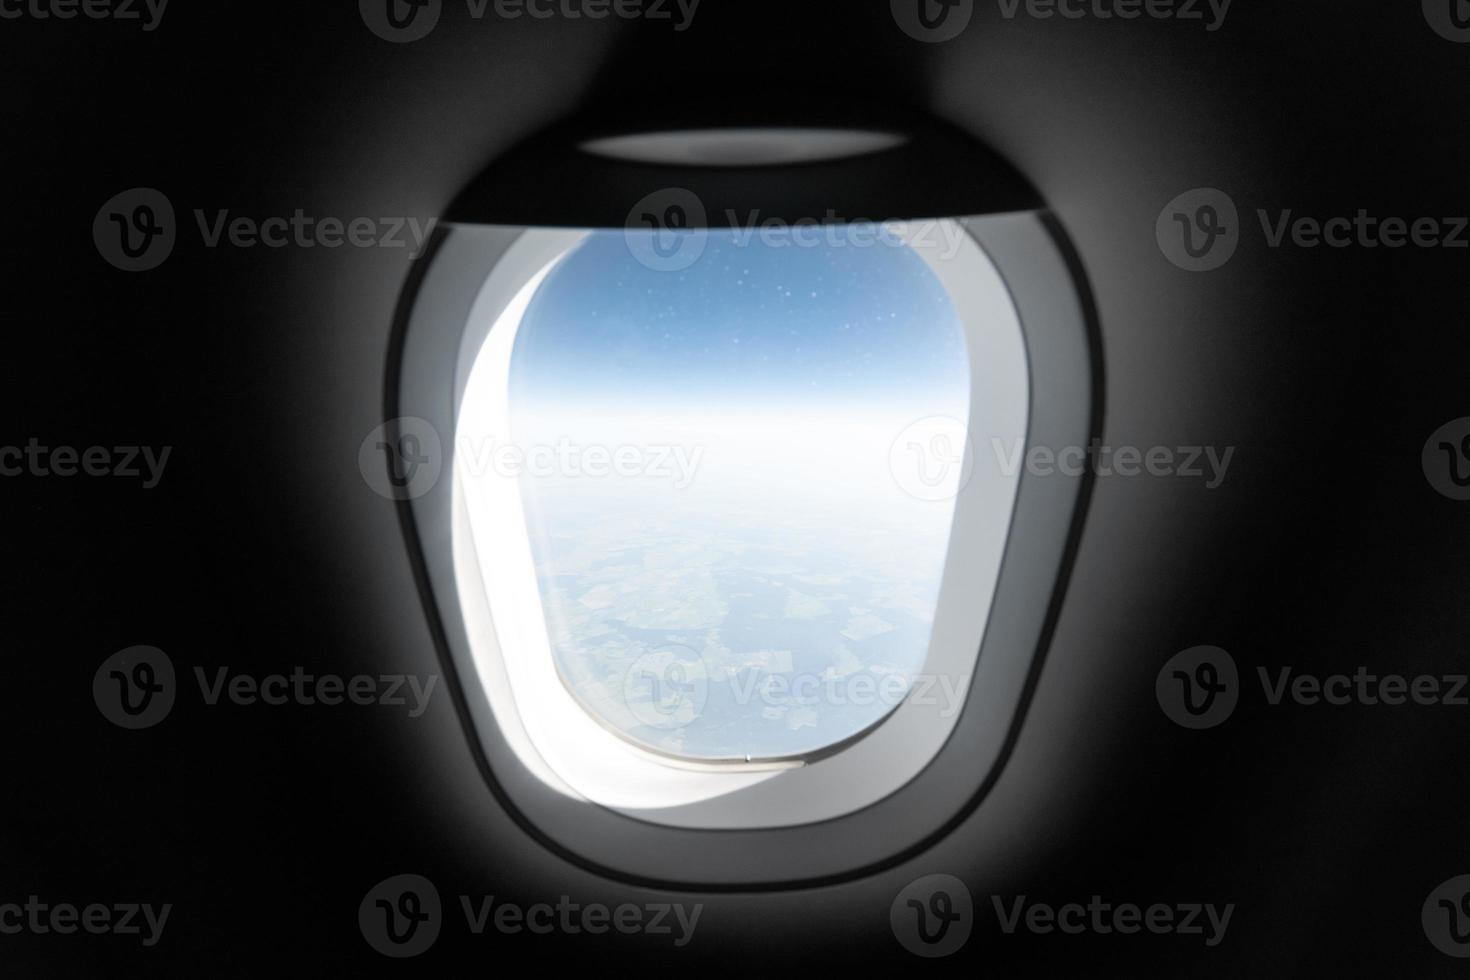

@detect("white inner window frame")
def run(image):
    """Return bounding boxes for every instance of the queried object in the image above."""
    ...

[447,220,1029,831]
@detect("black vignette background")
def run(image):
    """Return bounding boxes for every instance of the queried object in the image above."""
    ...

[4,0,1470,974]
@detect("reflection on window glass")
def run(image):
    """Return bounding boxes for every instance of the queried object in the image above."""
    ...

[507,226,969,761]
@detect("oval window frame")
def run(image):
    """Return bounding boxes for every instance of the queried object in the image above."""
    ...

[446,220,1025,824]
[383,118,1100,889]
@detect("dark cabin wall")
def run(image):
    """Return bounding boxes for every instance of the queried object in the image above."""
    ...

[4,1,1468,974]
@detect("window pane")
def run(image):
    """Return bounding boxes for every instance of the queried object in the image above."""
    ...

[506,226,969,762]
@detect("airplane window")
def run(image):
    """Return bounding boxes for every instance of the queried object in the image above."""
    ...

[437,210,1047,839]
[394,132,1088,874]
[491,226,969,763]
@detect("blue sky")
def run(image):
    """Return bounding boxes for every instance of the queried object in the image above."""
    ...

[509,227,969,417]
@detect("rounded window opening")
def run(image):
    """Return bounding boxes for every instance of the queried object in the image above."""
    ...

[392,118,1095,878]
[502,226,970,764]
[447,215,1034,825]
